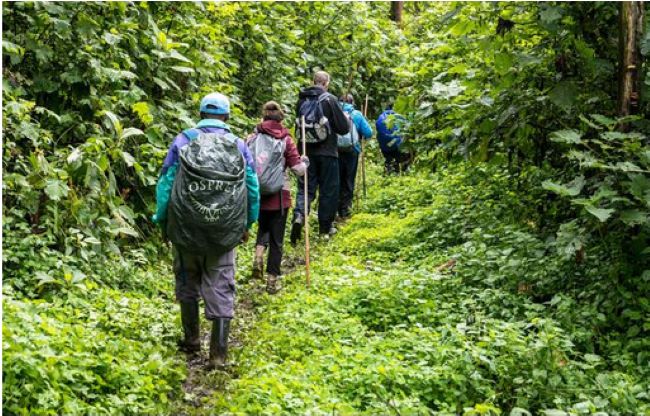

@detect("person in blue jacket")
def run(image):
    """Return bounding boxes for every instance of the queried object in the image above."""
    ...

[337,94,373,219]
[152,92,260,369]
[376,105,410,174]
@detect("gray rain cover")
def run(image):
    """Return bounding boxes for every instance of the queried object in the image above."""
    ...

[167,132,247,256]
[248,133,286,195]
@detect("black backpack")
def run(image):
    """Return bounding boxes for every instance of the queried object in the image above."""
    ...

[296,93,330,144]
[166,129,247,255]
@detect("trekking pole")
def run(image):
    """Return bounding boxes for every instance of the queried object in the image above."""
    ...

[354,179,360,211]
[361,94,369,199]
[301,116,311,289]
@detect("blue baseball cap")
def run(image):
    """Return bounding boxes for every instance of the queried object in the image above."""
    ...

[200,92,230,115]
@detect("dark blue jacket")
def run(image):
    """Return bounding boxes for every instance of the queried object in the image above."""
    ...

[376,109,406,153]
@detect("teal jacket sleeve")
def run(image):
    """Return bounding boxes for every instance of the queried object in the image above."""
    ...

[351,110,373,139]
[152,163,178,224]
[245,165,260,229]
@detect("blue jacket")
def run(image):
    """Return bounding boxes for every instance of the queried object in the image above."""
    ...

[376,109,406,153]
[341,102,373,153]
[152,119,260,229]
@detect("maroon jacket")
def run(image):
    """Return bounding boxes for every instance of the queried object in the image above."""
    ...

[249,120,306,211]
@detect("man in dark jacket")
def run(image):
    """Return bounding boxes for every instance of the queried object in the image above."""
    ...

[291,71,349,243]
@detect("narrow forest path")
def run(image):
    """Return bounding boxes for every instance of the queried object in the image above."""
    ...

[171,246,308,415]
[170,164,388,415]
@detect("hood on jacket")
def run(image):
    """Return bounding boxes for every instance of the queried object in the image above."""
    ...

[298,86,326,99]
[341,102,355,114]
[257,119,290,139]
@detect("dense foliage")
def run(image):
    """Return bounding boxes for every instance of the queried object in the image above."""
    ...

[394,2,649,259]
[2,1,649,415]
[2,2,399,287]
[211,165,649,414]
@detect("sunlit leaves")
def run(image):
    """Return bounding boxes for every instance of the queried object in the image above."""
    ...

[44,179,69,201]
[430,80,466,99]
[545,117,649,228]
[584,205,615,222]
[494,52,513,75]
[3,39,25,64]
[170,65,194,74]
[121,151,136,167]
[542,176,584,197]
[120,127,144,141]
[102,110,123,137]
[550,130,582,144]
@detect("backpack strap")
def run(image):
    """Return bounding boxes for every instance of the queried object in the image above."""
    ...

[317,92,330,104]
[181,128,201,142]
[223,132,239,143]
[184,128,237,143]
[279,136,289,216]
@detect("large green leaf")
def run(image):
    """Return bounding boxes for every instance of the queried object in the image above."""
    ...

[620,209,648,226]
[550,129,582,144]
[548,82,578,110]
[102,111,123,137]
[584,205,615,222]
[121,127,145,141]
[542,176,585,197]
[170,66,194,74]
[44,179,69,201]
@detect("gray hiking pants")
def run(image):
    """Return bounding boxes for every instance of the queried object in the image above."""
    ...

[173,248,236,319]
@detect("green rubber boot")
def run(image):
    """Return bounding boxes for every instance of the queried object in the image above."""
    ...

[177,301,200,353]
[207,318,230,370]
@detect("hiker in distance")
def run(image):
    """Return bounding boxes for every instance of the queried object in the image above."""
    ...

[291,71,349,244]
[376,104,411,174]
[247,101,308,294]
[152,93,260,370]
[337,93,373,220]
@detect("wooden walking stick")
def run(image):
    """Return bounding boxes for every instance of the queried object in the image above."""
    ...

[301,116,311,288]
[354,178,360,211]
[361,94,369,199]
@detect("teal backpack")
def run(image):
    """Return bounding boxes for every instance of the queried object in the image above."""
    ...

[337,112,359,151]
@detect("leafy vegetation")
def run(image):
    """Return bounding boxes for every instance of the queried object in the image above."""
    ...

[208,165,649,415]
[3,1,649,415]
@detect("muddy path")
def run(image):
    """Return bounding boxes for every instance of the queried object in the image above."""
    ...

[170,246,309,415]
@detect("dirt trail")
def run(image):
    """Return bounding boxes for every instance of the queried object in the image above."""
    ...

[171,248,308,415]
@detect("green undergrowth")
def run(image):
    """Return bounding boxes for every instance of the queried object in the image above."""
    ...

[2,248,186,415]
[209,163,649,415]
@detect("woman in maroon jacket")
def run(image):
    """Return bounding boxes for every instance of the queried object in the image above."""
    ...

[249,101,308,293]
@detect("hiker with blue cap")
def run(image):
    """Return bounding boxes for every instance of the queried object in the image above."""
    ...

[152,92,260,370]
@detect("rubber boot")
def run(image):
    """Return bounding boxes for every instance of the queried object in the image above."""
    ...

[266,274,282,294]
[252,245,265,281]
[207,318,230,370]
[177,301,200,353]
[290,213,303,245]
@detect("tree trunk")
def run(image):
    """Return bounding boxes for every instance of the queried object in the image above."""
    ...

[618,1,645,117]
[390,1,403,24]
